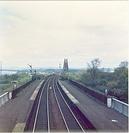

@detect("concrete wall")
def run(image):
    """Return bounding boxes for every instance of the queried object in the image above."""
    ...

[69,79,108,104]
[12,80,33,99]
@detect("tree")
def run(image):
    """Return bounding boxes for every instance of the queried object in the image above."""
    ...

[119,61,128,68]
[114,61,128,90]
[87,58,101,86]
[107,81,118,89]
[11,74,18,81]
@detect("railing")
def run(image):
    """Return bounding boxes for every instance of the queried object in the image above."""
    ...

[0,92,12,107]
[111,98,128,117]
[69,79,128,117]
[0,80,33,107]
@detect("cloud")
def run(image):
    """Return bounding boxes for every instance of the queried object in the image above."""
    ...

[0,7,27,38]
[0,1,128,69]
[0,8,25,19]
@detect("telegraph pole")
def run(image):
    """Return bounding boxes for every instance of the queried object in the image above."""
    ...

[59,63,61,69]
[28,64,32,74]
[59,63,61,75]
[28,64,33,80]
[0,61,2,80]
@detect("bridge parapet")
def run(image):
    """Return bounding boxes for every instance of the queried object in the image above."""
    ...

[0,92,12,107]
[69,79,128,117]
[111,97,128,117]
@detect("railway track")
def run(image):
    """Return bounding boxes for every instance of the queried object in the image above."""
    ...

[25,75,94,132]
[53,76,85,132]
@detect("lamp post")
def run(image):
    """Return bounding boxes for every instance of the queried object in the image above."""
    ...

[11,81,18,90]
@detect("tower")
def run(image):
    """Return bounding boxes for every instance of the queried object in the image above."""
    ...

[63,59,69,72]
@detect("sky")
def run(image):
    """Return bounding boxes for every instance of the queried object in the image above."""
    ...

[0,1,128,69]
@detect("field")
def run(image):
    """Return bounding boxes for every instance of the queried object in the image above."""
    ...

[0,72,31,95]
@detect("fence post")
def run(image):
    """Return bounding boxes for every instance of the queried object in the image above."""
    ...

[107,96,112,108]
[9,92,12,99]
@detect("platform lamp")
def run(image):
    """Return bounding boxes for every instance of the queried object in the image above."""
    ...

[11,81,18,90]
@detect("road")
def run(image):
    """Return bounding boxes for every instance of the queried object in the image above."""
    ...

[25,75,93,132]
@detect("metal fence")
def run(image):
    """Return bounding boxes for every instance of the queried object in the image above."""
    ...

[111,98,128,117]
[0,92,12,107]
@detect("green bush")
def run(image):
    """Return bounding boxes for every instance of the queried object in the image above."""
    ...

[63,61,128,103]
[0,73,31,94]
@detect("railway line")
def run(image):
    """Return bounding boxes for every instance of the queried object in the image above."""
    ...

[0,74,127,132]
[25,75,94,132]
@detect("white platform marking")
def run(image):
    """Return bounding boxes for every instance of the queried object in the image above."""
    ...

[30,80,44,101]
[58,81,79,104]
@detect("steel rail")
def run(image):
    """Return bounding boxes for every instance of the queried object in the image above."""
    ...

[47,78,50,133]
[52,76,70,132]
[32,77,51,132]
[55,77,85,132]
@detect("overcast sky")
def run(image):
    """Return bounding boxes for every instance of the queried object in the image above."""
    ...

[0,1,128,69]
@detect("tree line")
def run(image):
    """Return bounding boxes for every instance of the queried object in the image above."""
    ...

[62,59,128,103]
